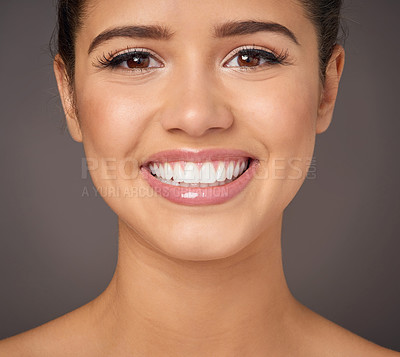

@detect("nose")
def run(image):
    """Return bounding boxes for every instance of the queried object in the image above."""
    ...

[158,69,234,138]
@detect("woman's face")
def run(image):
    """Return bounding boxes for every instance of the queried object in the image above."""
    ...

[58,0,336,260]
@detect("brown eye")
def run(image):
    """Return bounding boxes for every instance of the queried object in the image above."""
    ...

[224,48,285,70]
[97,50,164,71]
[126,55,150,69]
[237,53,261,67]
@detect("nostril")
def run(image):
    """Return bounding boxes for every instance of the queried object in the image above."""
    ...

[158,94,234,137]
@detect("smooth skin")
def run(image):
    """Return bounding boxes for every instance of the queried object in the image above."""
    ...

[1,0,399,356]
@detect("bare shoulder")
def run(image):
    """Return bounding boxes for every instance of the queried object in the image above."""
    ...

[0,326,49,357]
[0,303,101,357]
[293,302,400,357]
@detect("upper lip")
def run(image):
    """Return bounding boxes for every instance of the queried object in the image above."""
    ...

[141,148,255,167]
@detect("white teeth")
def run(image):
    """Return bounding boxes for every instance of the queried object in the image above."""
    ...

[199,162,216,184]
[150,159,249,186]
[233,162,240,177]
[159,163,165,178]
[173,162,185,182]
[164,163,173,180]
[215,161,226,182]
[239,161,246,175]
[183,162,200,183]
[226,161,234,180]
[155,164,161,177]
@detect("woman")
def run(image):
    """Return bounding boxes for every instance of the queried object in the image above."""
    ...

[0,0,398,355]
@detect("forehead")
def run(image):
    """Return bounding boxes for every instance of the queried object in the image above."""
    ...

[79,0,315,49]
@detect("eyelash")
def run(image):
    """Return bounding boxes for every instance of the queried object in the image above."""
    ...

[94,45,290,72]
[226,46,290,70]
[94,48,162,72]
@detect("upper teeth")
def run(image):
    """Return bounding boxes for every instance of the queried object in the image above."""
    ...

[149,160,248,184]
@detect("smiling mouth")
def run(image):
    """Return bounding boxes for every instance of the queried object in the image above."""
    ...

[146,158,251,187]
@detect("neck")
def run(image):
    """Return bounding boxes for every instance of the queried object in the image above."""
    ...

[91,215,300,355]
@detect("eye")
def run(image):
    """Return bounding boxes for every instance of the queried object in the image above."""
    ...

[95,49,164,71]
[224,47,289,69]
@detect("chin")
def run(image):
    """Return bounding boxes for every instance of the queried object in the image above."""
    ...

[143,218,260,262]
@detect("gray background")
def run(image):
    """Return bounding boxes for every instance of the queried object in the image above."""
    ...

[0,0,399,351]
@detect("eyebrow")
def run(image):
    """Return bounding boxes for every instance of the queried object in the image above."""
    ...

[88,20,299,54]
[214,20,299,45]
[88,25,174,54]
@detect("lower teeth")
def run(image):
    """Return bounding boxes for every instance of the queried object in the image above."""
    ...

[154,176,235,187]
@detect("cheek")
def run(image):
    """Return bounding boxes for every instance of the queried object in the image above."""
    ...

[232,73,319,158]
[227,71,320,209]
[75,79,152,158]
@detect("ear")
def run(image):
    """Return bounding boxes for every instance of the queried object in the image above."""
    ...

[53,55,83,142]
[316,44,345,134]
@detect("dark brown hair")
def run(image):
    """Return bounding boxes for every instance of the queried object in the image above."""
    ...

[53,0,87,85]
[52,0,345,84]
[300,0,345,78]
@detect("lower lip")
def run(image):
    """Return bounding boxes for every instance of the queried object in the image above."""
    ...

[140,159,258,206]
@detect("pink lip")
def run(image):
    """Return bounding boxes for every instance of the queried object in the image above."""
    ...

[141,148,256,165]
[140,148,258,206]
